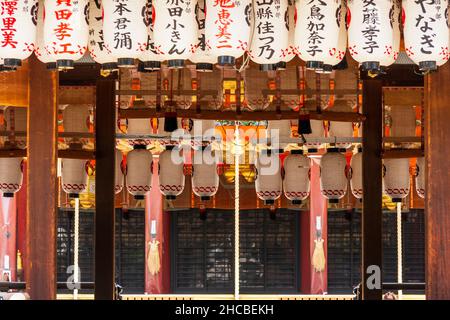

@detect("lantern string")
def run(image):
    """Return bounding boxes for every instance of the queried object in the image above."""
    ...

[73,197,80,300]
[234,123,240,300]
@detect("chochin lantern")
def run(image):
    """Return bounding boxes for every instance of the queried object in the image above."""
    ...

[138,0,162,71]
[383,158,410,202]
[61,159,88,198]
[0,0,38,68]
[189,0,217,72]
[44,0,89,70]
[103,0,148,68]
[328,121,354,149]
[0,0,38,67]
[127,118,152,146]
[320,148,347,203]
[126,146,153,200]
[35,0,56,69]
[255,149,283,205]
[283,150,310,204]
[403,0,449,72]
[153,0,197,69]
[5,107,27,149]
[295,0,341,70]
[317,0,347,73]
[89,0,118,71]
[115,149,124,194]
[380,0,401,69]
[205,0,252,66]
[350,148,363,200]
[62,105,91,147]
[0,157,23,197]
[266,120,292,146]
[278,0,297,70]
[347,0,395,73]
[415,157,425,199]
[249,0,289,69]
[192,146,219,201]
[303,120,325,151]
[158,145,185,199]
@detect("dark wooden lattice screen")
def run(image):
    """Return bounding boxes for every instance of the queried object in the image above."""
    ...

[171,209,299,293]
[56,208,145,294]
[327,209,425,294]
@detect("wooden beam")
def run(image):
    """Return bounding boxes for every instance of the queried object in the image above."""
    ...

[425,63,450,299]
[94,79,116,300]
[361,79,383,300]
[382,149,424,159]
[119,108,365,122]
[25,55,58,300]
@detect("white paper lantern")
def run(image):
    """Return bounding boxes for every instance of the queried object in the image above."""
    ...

[249,0,288,68]
[416,157,425,199]
[126,118,152,146]
[103,0,148,67]
[126,147,153,199]
[403,0,449,72]
[328,121,354,149]
[158,146,185,199]
[0,0,38,67]
[383,158,410,202]
[192,147,219,200]
[318,0,347,73]
[153,0,197,68]
[5,107,27,149]
[295,0,341,70]
[304,120,325,150]
[380,0,400,68]
[44,0,89,70]
[283,150,310,204]
[190,119,217,143]
[189,0,217,71]
[278,0,297,69]
[138,0,162,71]
[255,149,282,205]
[320,148,347,202]
[35,0,56,69]
[347,0,395,72]
[266,120,292,146]
[88,0,117,71]
[350,150,362,199]
[0,157,23,197]
[115,149,124,194]
[205,0,252,66]
[61,159,88,197]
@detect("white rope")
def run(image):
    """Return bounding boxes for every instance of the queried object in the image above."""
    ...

[73,197,80,300]
[234,123,240,300]
[397,202,403,299]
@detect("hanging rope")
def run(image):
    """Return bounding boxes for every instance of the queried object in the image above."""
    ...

[73,197,80,300]
[396,202,403,298]
[234,123,240,300]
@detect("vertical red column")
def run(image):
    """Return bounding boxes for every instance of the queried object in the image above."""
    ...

[309,159,328,294]
[0,195,17,281]
[145,159,170,294]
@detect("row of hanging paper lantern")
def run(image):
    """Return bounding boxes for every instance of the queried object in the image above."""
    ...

[1,0,449,73]
[255,149,311,205]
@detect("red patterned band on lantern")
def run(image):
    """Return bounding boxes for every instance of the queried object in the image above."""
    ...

[256,191,281,198]
[385,188,409,196]
[285,191,309,199]
[127,185,151,192]
[193,186,217,194]
[160,185,183,192]
[321,189,345,197]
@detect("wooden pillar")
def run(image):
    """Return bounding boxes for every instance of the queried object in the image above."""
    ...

[26,55,58,300]
[425,63,450,300]
[361,79,383,300]
[94,79,116,300]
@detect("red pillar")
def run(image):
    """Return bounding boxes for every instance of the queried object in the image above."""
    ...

[302,159,328,294]
[145,158,170,294]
